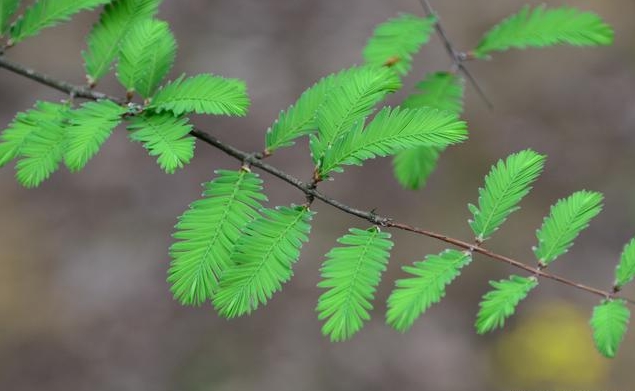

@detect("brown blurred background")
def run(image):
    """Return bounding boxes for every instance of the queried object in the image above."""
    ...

[1,0,635,390]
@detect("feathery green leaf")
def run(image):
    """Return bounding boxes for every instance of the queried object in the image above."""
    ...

[168,169,267,306]
[387,249,472,332]
[534,191,603,266]
[475,275,538,334]
[214,206,314,318]
[475,5,614,58]
[117,18,176,97]
[149,74,250,117]
[9,0,111,44]
[403,72,465,114]
[363,13,436,75]
[392,146,440,190]
[266,66,399,153]
[615,238,635,290]
[64,100,125,172]
[393,72,465,190]
[0,0,20,35]
[14,102,70,188]
[127,112,195,174]
[310,66,402,163]
[0,100,65,168]
[318,106,467,177]
[317,227,393,341]
[590,299,630,358]
[264,68,352,153]
[83,0,161,84]
[469,150,545,242]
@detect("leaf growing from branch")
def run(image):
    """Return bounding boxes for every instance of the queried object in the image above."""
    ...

[168,169,267,305]
[387,249,472,332]
[590,299,630,358]
[475,5,614,58]
[317,227,393,341]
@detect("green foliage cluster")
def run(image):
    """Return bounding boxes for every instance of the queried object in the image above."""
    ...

[0,0,629,359]
[0,0,249,184]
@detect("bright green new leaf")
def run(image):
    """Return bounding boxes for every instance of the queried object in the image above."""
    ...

[14,102,70,188]
[264,68,350,153]
[310,66,402,163]
[590,299,630,358]
[0,0,20,35]
[392,146,440,190]
[615,238,635,289]
[83,0,161,84]
[168,169,267,306]
[266,66,400,154]
[534,190,603,266]
[393,72,465,190]
[317,227,393,341]
[318,106,467,177]
[214,206,314,318]
[363,13,436,75]
[117,18,176,98]
[469,150,545,242]
[475,275,538,334]
[0,100,66,168]
[127,112,195,174]
[149,74,250,117]
[475,5,614,58]
[64,100,125,172]
[403,72,465,114]
[9,0,111,44]
[387,249,472,332]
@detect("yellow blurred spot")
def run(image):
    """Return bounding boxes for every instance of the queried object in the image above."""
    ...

[491,301,609,388]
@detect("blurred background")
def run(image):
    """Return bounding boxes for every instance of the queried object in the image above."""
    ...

[1,0,635,390]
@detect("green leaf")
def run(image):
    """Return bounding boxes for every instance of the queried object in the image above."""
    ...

[310,66,401,163]
[168,169,267,306]
[264,66,374,153]
[475,5,614,58]
[117,18,176,98]
[126,112,195,174]
[318,106,467,177]
[14,102,70,188]
[393,72,465,190]
[392,145,440,190]
[64,100,125,172]
[475,275,538,334]
[9,0,111,44]
[386,249,472,332]
[534,190,603,266]
[213,206,313,318]
[363,13,436,75]
[149,74,250,117]
[590,299,630,358]
[615,238,635,289]
[0,100,65,168]
[403,72,465,114]
[468,150,545,242]
[0,0,20,35]
[83,0,161,85]
[317,227,393,341]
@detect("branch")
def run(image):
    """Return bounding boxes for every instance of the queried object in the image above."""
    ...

[419,0,493,108]
[0,55,120,102]
[1,54,632,306]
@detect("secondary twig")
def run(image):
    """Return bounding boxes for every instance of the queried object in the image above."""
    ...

[419,0,493,108]
[1,51,631,306]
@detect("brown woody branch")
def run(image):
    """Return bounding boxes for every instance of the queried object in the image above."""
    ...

[0,54,632,305]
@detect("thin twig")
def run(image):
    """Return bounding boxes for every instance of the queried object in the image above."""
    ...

[1,52,632,306]
[419,0,493,108]
[0,55,120,102]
